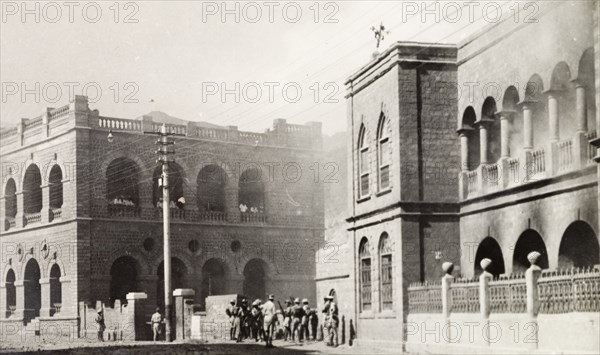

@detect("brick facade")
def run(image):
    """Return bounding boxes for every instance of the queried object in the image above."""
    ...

[0,96,324,339]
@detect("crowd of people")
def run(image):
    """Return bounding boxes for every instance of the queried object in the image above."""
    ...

[238,203,264,213]
[156,196,186,209]
[225,294,339,348]
[110,196,136,206]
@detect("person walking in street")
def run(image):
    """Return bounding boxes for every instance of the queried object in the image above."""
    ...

[261,294,277,348]
[323,295,339,347]
[95,309,105,341]
[283,299,292,342]
[301,299,311,342]
[291,298,305,343]
[151,307,163,341]
[225,299,236,341]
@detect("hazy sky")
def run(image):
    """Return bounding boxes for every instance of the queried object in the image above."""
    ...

[1,1,518,134]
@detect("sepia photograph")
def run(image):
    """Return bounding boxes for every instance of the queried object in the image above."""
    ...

[0,1,599,354]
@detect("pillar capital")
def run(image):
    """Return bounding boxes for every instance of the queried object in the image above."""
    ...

[517,99,539,110]
[495,110,516,120]
[456,126,474,136]
[542,88,565,98]
[571,78,587,88]
[474,117,494,128]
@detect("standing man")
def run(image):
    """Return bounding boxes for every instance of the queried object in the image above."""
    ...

[261,294,277,348]
[95,309,105,341]
[151,307,163,341]
[225,299,236,341]
[301,299,311,342]
[250,299,263,342]
[291,298,305,343]
[283,299,292,342]
[236,299,249,343]
[323,295,339,347]
[309,308,318,341]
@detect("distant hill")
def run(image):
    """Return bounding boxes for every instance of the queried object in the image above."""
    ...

[138,111,223,129]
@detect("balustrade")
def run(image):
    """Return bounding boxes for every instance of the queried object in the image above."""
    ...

[586,131,597,163]
[557,139,574,172]
[24,212,42,226]
[240,211,267,223]
[99,117,141,132]
[408,280,442,313]
[198,211,227,222]
[449,278,480,313]
[50,208,62,221]
[107,204,140,218]
[466,170,478,196]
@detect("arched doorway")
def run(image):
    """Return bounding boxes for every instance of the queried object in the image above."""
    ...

[106,158,140,206]
[513,229,549,273]
[110,256,140,305]
[461,107,480,171]
[48,165,63,210]
[24,259,41,323]
[197,165,226,212]
[474,237,506,277]
[481,97,501,163]
[558,221,600,268]
[4,269,16,318]
[156,258,188,308]
[153,163,184,207]
[49,264,62,316]
[200,258,227,310]
[4,178,17,231]
[243,258,267,301]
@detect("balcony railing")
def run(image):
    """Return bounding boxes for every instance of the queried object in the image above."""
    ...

[531,148,546,177]
[198,211,227,222]
[24,212,42,226]
[557,138,574,172]
[50,208,62,222]
[408,280,442,313]
[107,204,140,218]
[538,267,600,313]
[5,216,16,231]
[586,131,597,163]
[449,277,480,313]
[465,170,478,197]
[489,273,526,313]
[240,211,267,223]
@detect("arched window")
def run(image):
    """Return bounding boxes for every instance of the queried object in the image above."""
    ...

[461,107,480,170]
[243,258,268,301]
[4,178,17,231]
[558,221,599,268]
[377,115,391,191]
[4,269,16,318]
[197,165,226,212]
[48,165,63,210]
[106,158,140,205]
[49,264,62,316]
[359,237,371,311]
[513,229,549,273]
[358,125,369,197]
[23,164,42,215]
[481,97,500,164]
[474,237,505,278]
[239,168,265,212]
[379,233,393,311]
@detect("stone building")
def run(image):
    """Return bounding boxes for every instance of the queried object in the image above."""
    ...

[318,0,600,349]
[0,96,324,336]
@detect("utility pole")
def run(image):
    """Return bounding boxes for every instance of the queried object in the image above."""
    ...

[154,123,176,342]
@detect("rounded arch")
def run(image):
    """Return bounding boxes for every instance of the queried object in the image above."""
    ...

[376,113,392,191]
[474,237,505,277]
[576,47,597,132]
[104,249,150,276]
[550,62,572,91]
[197,164,227,212]
[152,162,185,206]
[49,263,62,316]
[48,164,63,209]
[239,167,265,212]
[4,268,16,317]
[156,257,189,308]
[359,237,370,257]
[243,258,269,301]
[358,124,370,197]
[23,258,41,322]
[358,236,372,311]
[558,221,599,269]
[481,97,501,163]
[23,164,42,214]
[4,178,17,230]
[524,74,544,102]
[45,258,66,279]
[200,258,229,310]
[378,233,393,310]
[501,86,520,111]
[461,107,480,170]
[513,229,549,272]
[110,255,142,304]
[106,157,141,205]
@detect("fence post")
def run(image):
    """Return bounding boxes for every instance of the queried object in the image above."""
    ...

[479,258,492,346]
[442,262,454,343]
[525,251,542,350]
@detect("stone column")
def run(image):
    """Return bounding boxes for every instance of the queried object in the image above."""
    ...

[498,111,514,158]
[525,252,542,350]
[13,280,25,319]
[225,185,239,223]
[521,102,534,151]
[575,83,588,133]
[15,191,24,229]
[457,129,471,172]
[39,278,52,317]
[173,289,195,340]
[0,283,6,318]
[546,91,560,142]
[125,292,148,341]
[441,262,454,344]
[40,184,50,223]
[476,119,492,165]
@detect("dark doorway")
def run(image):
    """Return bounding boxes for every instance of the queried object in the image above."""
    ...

[558,221,600,268]
[110,256,140,305]
[243,258,267,301]
[49,264,62,316]
[474,237,506,277]
[513,229,549,273]
[24,259,41,323]
[200,258,227,310]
